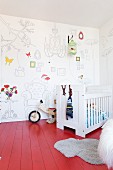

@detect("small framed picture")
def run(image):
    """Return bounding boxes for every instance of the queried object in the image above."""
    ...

[30,61,36,68]
[76,56,80,61]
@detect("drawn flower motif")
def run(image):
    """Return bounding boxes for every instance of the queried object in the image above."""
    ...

[1,85,18,100]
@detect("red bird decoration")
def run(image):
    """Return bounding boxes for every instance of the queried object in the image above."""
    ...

[41,74,50,81]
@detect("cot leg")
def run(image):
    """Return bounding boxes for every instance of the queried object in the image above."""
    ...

[57,122,64,130]
[76,130,86,138]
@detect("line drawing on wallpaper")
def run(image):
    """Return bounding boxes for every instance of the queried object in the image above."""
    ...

[36,67,41,72]
[0,16,41,76]
[21,80,50,118]
[70,29,77,36]
[84,49,89,60]
[2,100,18,119]
[108,28,113,37]
[37,62,44,67]
[51,67,56,72]
[34,49,41,60]
[15,66,25,77]
[80,50,85,59]
[102,47,113,57]
[85,39,98,47]
[44,25,66,59]
[0,17,34,51]
[100,36,108,48]
[79,49,90,61]
[85,39,98,84]
[57,68,66,76]
[15,50,25,77]
[35,62,44,72]
[101,46,113,85]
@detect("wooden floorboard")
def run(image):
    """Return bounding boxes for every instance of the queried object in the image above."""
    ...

[8,122,23,170]
[40,122,92,170]
[20,122,33,170]
[0,122,18,170]
[29,123,46,170]
[36,123,58,170]
[0,120,112,170]
[0,123,12,154]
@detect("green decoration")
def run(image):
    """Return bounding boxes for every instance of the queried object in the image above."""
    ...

[68,39,77,55]
[30,61,36,68]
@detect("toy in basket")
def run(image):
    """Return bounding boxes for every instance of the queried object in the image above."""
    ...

[29,100,56,123]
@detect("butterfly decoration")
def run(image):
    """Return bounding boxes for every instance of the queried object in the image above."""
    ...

[5,57,14,65]
[26,52,31,57]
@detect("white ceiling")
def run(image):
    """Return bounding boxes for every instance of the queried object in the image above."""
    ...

[0,0,113,28]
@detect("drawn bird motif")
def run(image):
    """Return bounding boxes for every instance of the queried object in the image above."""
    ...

[5,57,14,65]
[41,74,48,78]
[45,77,50,80]
[41,74,50,81]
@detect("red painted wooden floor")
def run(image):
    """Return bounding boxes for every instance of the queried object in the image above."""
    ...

[0,120,111,170]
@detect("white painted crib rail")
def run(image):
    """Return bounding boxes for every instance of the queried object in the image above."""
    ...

[76,92,112,137]
[56,85,112,138]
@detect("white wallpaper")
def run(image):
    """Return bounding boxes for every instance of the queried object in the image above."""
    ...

[0,14,99,122]
[100,18,113,86]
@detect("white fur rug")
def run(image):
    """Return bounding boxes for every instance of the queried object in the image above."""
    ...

[54,138,104,165]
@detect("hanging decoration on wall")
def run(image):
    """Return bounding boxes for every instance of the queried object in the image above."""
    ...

[76,56,80,61]
[41,74,50,81]
[0,16,41,78]
[1,85,18,100]
[78,31,84,40]
[26,52,31,57]
[30,61,36,68]
[5,56,14,65]
[68,35,77,55]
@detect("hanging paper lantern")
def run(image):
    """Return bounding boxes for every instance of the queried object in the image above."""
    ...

[68,39,77,55]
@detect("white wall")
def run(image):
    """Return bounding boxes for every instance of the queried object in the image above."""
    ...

[0,14,100,122]
[99,18,113,115]
[100,18,113,86]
